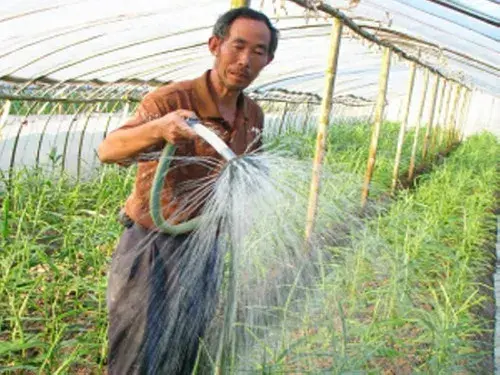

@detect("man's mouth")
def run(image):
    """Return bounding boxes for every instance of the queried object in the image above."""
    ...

[231,71,249,80]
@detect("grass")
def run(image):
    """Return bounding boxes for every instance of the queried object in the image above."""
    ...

[3,97,137,117]
[259,132,499,373]
[266,120,428,195]
[1,166,135,373]
[0,118,497,373]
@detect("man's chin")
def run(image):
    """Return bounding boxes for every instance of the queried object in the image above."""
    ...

[226,80,250,91]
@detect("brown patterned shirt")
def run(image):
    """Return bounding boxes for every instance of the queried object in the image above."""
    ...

[113,70,264,230]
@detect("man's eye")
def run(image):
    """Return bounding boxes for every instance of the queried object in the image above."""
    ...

[254,49,265,56]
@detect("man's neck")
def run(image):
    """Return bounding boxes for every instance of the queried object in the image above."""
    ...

[209,69,240,110]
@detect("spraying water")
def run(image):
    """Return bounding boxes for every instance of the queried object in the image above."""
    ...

[108,146,381,374]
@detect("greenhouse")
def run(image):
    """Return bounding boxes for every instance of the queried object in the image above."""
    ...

[1,0,499,373]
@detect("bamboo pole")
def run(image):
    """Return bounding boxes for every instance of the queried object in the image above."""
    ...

[422,75,440,160]
[408,69,429,181]
[459,90,472,141]
[391,62,416,194]
[430,78,446,156]
[305,18,343,241]
[438,83,453,148]
[439,83,455,146]
[451,87,464,144]
[463,90,473,140]
[446,84,460,147]
[231,0,250,7]
[360,46,392,208]
[449,86,463,144]
[460,89,471,141]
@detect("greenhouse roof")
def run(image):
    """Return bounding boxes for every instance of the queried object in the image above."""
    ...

[0,0,499,99]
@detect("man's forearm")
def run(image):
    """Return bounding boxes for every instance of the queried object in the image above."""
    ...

[97,118,164,164]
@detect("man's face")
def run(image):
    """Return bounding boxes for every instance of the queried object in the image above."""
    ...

[210,17,273,91]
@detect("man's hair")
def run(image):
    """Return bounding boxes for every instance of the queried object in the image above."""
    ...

[213,7,279,58]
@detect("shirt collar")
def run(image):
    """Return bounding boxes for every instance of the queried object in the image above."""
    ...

[193,70,249,124]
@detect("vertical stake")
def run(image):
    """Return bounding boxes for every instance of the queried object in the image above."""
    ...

[230,0,250,7]
[449,85,462,145]
[391,62,416,194]
[408,69,429,181]
[430,79,446,155]
[440,83,454,148]
[422,75,440,160]
[305,18,343,241]
[446,84,460,147]
[459,90,472,141]
[360,46,392,208]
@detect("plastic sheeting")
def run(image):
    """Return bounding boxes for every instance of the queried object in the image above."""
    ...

[0,0,498,95]
[0,0,498,148]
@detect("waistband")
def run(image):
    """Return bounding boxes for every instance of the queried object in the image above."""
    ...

[118,208,135,229]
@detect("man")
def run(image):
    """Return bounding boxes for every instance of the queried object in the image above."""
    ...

[98,7,278,375]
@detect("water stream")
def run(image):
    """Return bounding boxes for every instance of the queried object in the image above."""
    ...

[112,150,379,374]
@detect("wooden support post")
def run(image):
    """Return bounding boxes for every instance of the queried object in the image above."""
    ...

[446,84,460,147]
[231,0,250,7]
[451,87,464,144]
[430,78,446,155]
[449,86,463,144]
[459,90,472,141]
[463,90,473,140]
[438,83,452,148]
[439,82,453,146]
[391,62,416,195]
[360,46,392,208]
[305,18,343,241]
[408,68,429,181]
[421,75,440,160]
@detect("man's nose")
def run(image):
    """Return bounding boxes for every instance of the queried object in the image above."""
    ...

[237,50,251,67]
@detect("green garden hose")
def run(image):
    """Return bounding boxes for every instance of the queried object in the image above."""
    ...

[150,119,236,235]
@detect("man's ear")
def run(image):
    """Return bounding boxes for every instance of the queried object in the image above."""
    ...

[208,36,221,56]
[266,55,274,65]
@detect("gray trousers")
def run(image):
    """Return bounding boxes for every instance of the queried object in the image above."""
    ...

[107,224,219,375]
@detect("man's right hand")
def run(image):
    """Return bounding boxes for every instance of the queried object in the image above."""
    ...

[98,109,200,164]
[157,109,198,145]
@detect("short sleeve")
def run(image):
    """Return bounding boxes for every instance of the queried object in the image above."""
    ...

[112,90,166,133]
[135,92,166,124]
[107,89,171,166]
